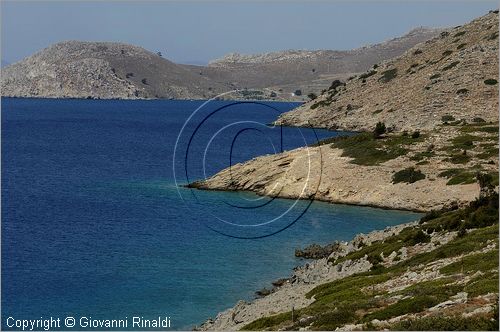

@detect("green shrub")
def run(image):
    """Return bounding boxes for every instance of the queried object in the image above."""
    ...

[484,79,498,85]
[405,229,431,245]
[379,68,398,83]
[420,192,499,233]
[312,307,356,330]
[457,43,467,50]
[473,117,486,123]
[440,250,498,275]
[441,169,476,185]
[330,132,423,166]
[454,30,467,37]
[465,271,499,297]
[410,151,434,162]
[328,80,345,90]
[451,134,475,149]
[441,114,456,122]
[446,153,471,164]
[411,131,420,138]
[429,73,441,80]
[442,61,460,71]
[391,315,498,331]
[366,295,439,321]
[460,125,498,134]
[373,122,386,138]
[359,70,377,80]
[307,92,317,100]
[241,311,291,330]
[367,253,383,265]
[442,50,453,57]
[392,167,426,184]
[456,88,469,94]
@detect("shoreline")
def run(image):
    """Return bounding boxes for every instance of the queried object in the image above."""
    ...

[196,220,419,330]
[0,95,303,103]
[185,184,429,213]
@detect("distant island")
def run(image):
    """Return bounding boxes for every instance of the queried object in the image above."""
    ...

[0,28,440,101]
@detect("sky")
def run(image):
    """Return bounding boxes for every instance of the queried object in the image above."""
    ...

[1,0,497,65]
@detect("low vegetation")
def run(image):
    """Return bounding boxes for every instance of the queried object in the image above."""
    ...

[373,122,386,138]
[392,167,426,184]
[359,70,377,80]
[242,193,499,331]
[379,68,398,83]
[441,114,456,122]
[438,168,476,185]
[325,131,424,166]
[311,122,426,166]
[442,61,460,71]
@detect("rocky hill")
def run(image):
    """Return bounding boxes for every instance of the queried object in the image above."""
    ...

[209,28,439,67]
[0,41,229,100]
[276,11,499,131]
[184,28,441,100]
[0,27,441,101]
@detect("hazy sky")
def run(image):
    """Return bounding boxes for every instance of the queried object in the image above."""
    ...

[1,0,497,65]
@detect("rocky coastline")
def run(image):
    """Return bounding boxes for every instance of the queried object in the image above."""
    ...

[195,221,418,330]
[196,192,499,330]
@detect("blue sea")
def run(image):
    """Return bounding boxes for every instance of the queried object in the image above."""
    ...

[1,98,421,330]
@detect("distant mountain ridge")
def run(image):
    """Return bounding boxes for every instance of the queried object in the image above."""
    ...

[208,27,440,66]
[1,27,442,100]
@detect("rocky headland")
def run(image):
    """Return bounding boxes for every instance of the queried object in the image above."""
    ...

[189,11,499,212]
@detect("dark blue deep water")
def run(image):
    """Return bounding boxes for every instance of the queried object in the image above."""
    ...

[1,98,421,329]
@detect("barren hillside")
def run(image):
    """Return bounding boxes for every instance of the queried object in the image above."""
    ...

[276,11,499,131]
[0,41,228,100]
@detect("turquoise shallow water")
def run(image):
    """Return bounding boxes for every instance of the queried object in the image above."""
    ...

[1,98,421,329]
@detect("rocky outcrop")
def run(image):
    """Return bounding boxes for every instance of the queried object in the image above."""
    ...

[275,11,499,131]
[190,142,482,212]
[295,242,340,259]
